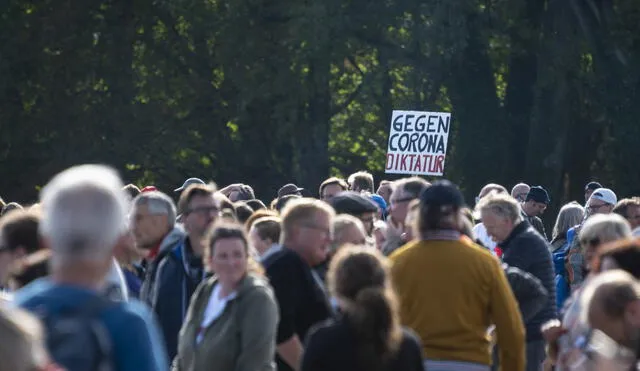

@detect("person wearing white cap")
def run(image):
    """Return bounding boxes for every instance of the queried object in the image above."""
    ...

[565,188,618,293]
[586,188,617,215]
[174,177,205,193]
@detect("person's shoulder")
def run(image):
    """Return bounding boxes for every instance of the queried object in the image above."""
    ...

[398,327,424,357]
[388,240,420,261]
[242,274,275,299]
[107,299,154,321]
[517,225,549,245]
[264,248,301,272]
[305,317,344,345]
[400,326,422,346]
[156,245,183,272]
[13,278,53,307]
[102,299,158,335]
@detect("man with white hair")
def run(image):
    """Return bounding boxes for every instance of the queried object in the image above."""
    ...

[478,193,556,371]
[14,164,168,371]
[314,214,367,282]
[131,191,185,305]
[511,183,530,203]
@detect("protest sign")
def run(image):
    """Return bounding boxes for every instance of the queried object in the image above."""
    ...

[385,110,451,176]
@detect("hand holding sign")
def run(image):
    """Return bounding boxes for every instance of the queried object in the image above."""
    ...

[385,110,451,176]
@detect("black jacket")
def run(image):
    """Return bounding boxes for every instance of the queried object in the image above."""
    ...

[503,263,548,323]
[264,248,333,371]
[500,221,557,341]
[152,238,206,361]
[520,209,548,240]
[301,316,425,371]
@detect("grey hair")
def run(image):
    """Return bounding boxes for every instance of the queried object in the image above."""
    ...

[552,202,585,241]
[332,214,366,251]
[132,191,177,228]
[39,165,127,266]
[579,213,631,246]
[476,192,523,223]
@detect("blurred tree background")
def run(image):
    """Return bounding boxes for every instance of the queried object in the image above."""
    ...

[1,0,639,216]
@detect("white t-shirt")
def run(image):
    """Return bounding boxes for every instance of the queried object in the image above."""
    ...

[472,223,497,253]
[197,284,237,344]
[104,259,129,301]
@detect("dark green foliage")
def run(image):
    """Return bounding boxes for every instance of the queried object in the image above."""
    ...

[1,0,639,212]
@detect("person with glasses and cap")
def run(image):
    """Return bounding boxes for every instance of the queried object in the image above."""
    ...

[565,188,618,294]
[152,183,221,361]
[521,186,550,240]
[584,181,603,204]
[390,180,525,371]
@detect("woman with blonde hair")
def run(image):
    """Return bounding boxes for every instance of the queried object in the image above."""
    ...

[173,222,279,371]
[551,202,585,252]
[301,245,424,371]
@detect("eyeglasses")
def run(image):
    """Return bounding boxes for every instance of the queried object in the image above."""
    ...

[580,237,601,247]
[390,196,414,205]
[587,203,607,212]
[301,223,332,237]
[360,216,375,224]
[186,206,220,215]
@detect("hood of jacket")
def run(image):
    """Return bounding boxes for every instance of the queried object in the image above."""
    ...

[159,224,186,256]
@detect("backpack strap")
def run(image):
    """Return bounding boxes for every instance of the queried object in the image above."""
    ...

[45,295,116,371]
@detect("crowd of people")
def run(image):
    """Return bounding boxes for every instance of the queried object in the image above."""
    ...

[1,165,640,371]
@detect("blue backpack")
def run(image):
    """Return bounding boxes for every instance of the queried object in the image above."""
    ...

[553,227,576,310]
[41,296,114,371]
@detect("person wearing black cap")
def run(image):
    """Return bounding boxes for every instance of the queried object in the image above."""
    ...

[389,180,525,371]
[329,191,379,236]
[521,186,550,240]
[584,181,602,204]
[278,183,304,199]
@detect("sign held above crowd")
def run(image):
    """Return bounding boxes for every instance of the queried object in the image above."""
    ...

[385,110,451,176]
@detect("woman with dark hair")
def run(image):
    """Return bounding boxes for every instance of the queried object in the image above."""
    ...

[301,245,424,371]
[173,222,279,371]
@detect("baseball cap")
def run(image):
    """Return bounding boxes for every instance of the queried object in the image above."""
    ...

[585,181,603,192]
[525,186,550,204]
[278,183,304,198]
[589,188,617,205]
[369,193,387,212]
[141,186,158,193]
[174,177,205,193]
[330,191,379,216]
[419,180,465,208]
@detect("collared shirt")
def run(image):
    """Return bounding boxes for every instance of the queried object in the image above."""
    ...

[422,229,461,241]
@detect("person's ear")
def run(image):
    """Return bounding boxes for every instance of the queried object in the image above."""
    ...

[625,299,640,327]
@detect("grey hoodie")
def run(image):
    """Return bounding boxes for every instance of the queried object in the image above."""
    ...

[140,225,186,305]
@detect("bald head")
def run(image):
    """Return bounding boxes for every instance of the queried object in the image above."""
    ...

[584,271,640,345]
[511,183,530,203]
[478,183,508,199]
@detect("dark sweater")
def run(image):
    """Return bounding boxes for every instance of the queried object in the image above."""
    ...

[301,316,425,371]
[263,248,333,371]
[500,221,557,341]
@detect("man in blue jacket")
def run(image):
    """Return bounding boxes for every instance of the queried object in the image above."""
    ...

[152,183,220,361]
[15,164,168,371]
